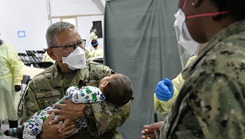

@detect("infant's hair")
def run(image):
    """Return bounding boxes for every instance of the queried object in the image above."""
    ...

[103,74,133,106]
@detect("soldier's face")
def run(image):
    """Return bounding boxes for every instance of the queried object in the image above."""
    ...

[50,29,81,71]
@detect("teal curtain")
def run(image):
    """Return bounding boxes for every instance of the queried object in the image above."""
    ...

[104,0,181,138]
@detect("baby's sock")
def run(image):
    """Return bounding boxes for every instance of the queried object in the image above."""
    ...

[4,126,23,139]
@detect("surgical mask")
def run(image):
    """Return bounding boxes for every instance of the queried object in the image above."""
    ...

[174,9,200,56]
[174,0,230,56]
[62,47,86,70]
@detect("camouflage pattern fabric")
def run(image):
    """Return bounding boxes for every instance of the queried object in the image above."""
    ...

[20,61,131,139]
[161,21,245,139]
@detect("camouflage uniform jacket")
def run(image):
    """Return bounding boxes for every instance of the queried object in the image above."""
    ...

[161,20,245,139]
[20,61,131,139]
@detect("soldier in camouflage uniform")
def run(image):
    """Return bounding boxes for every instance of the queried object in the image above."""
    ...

[20,21,131,139]
[142,0,245,138]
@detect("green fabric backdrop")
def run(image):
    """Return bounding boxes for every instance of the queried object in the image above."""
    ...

[104,0,181,138]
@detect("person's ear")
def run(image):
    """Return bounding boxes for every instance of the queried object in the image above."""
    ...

[101,81,109,88]
[47,48,57,60]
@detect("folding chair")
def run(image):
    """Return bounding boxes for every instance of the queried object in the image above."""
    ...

[18,75,31,118]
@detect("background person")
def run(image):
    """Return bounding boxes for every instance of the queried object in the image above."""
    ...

[0,39,23,129]
[154,43,206,114]
[90,39,103,59]
[41,50,55,63]
[19,21,131,139]
[142,0,245,138]
[84,40,103,61]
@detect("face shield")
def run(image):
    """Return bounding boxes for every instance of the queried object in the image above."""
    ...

[174,9,200,69]
[174,23,191,69]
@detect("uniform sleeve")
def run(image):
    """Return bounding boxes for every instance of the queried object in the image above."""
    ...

[88,101,131,136]
[154,56,197,113]
[8,47,23,85]
[88,62,116,87]
[162,74,245,139]
[188,75,244,138]
[154,86,179,114]
[154,73,183,113]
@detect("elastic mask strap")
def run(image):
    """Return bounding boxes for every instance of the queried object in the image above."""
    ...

[186,11,230,19]
[182,0,188,10]
[182,0,230,19]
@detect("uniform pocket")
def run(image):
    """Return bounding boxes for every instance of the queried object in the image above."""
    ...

[36,89,64,109]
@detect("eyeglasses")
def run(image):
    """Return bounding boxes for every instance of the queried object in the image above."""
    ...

[50,39,83,52]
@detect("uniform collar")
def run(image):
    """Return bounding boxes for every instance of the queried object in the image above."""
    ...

[182,20,245,80]
[50,62,89,88]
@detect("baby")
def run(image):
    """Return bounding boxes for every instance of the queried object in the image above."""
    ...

[4,73,133,139]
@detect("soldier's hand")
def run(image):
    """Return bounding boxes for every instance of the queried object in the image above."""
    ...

[48,99,86,132]
[40,112,76,139]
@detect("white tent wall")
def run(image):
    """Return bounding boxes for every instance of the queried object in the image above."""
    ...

[0,0,105,52]
[0,0,49,53]
[47,0,105,50]
[104,0,181,138]
[49,0,104,16]
[77,16,104,50]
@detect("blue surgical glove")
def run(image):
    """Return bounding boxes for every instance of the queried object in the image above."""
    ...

[155,78,174,101]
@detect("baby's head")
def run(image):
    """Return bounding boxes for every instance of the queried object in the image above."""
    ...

[99,73,133,106]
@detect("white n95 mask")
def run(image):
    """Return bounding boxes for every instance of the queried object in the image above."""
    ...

[174,9,200,56]
[62,47,86,70]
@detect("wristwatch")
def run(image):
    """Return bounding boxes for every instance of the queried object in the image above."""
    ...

[83,105,93,116]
